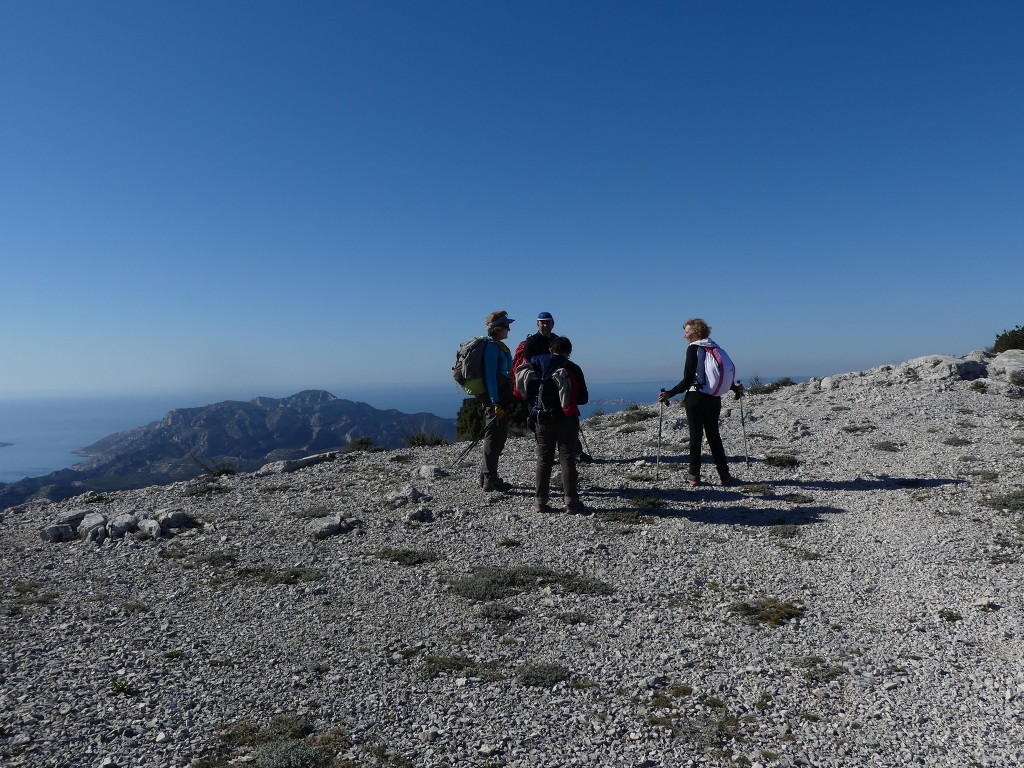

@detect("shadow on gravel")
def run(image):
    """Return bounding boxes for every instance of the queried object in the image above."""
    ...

[764,476,965,492]
[649,504,842,527]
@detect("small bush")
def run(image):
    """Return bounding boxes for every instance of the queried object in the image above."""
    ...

[768,524,800,539]
[746,376,795,395]
[992,324,1024,353]
[375,548,441,567]
[983,489,1024,513]
[841,423,876,434]
[622,408,656,424]
[939,608,962,623]
[346,436,379,453]
[478,603,523,622]
[871,440,902,452]
[942,436,971,447]
[730,597,805,627]
[406,433,445,448]
[516,662,570,688]
[764,454,799,469]
[969,381,988,393]
[630,495,665,509]
[423,654,502,680]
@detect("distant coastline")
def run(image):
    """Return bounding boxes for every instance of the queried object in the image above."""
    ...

[0,376,810,485]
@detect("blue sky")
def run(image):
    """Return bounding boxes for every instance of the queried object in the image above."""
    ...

[2,1,1021,402]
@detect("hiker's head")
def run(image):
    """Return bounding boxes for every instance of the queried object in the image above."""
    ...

[486,310,515,339]
[683,318,710,342]
[536,311,555,336]
[550,336,572,356]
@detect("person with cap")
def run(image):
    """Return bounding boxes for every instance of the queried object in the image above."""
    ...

[479,309,516,492]
[519,311,591,462]
[522,311,559,360]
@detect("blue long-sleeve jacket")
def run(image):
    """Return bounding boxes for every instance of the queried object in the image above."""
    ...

[483,340,513,404]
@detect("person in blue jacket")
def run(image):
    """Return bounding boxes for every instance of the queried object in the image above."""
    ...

[479,310,515,492]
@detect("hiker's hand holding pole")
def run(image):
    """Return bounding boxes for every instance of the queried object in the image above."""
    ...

[732,381,745,399]
[491,404,506,420]
[658,388,671,405]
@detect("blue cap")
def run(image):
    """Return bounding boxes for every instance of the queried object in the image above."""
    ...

[537,312,553,321]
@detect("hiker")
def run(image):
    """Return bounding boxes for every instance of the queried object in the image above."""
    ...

[658,318,744,487]
[479,310,516,492]
[522,311,559,359]
[516,336,589,514]
[515,311,591,462]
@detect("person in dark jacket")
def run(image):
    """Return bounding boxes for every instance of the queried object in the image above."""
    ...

[516,336,589,514]
[519,311,591,462]
[658,318,744,486]
[479,310,516,492]
[522,311,559,360]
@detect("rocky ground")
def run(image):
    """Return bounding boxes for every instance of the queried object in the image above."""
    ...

[2,351,1023,768]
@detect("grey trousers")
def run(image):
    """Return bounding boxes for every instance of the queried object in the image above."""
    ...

[534,418,580,503]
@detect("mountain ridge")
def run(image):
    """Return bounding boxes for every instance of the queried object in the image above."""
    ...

[0,389,455,511]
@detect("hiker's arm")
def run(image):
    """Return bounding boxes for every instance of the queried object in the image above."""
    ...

[514,360,535,401]
[661,345,699,400]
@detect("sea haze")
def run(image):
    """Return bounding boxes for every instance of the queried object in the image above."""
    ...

[0,380,728,484]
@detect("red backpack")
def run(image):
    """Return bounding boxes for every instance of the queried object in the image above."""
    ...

[511,340,529,400]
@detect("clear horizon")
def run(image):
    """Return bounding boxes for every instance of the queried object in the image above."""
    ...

[2,2,1021,398]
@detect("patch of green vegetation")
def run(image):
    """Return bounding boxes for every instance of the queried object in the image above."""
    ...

[983,489,1024,513]
[233,565,324,585]
[498,537,522,548]
[375,548,442,567]
[622,405,656,423]
[406,432,446,447]
[764,454,799,469]
[747,432,778,440]
[778,493,814,504]
[596,509,654,525]
[123,601,150,613]
[619,425,644,434]
[841,423,876,434]
[447,564,614,601]
[793,656,848,683]
[515,662,570,688]
[942,436,971,446]
[422,654,503,681]
[969,381,988,393]
[939,608,962,623]
[477,603,524,622]
[767,523,800,539]
[747,377,795,395]
[163,649,184,661]
[630,495,665,509]
[741,483,773,496]
[871,441,902,452]
[730,597,805,627]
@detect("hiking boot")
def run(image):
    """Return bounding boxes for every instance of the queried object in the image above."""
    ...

[565,499,588,515]
[533,501,552,514]
[687,475,701,487]
[576,452,593,464]
[719,475,736,487]
[482,476,513,492]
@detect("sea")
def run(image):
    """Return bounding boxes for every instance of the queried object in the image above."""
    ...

[0,381,674,485]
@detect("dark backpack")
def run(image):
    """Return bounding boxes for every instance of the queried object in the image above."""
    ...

[452,337,489,395]
[527,354,566,426]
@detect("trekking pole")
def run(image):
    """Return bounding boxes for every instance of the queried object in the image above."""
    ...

[578,424,592,456]
[737,381,749,467]
[656,389,666,482]
[450,421,491,469]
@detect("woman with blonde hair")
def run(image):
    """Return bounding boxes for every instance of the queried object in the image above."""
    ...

[658,318,744,486]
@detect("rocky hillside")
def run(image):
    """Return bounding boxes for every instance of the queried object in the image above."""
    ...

[1,350,1023,767]
[0,390,455,512]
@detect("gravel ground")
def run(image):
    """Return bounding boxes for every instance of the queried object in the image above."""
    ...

[2,351,1023,768]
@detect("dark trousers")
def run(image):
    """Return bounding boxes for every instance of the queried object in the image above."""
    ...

[683,391,730,481]
[534,418,580,503]
[480,405,509,480]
